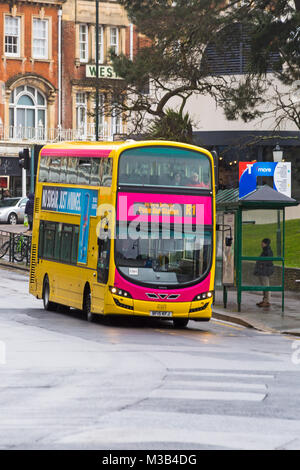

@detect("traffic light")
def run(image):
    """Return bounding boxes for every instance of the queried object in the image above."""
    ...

[18,148,30,170]
[0,176,9,189]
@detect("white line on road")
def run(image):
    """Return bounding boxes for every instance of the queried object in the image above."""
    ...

[150,388,266,401]
[164,380,267,391]
[168,371,274,379]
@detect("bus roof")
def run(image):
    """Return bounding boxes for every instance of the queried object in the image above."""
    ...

[40,140,212,159]
[41,141,122,156]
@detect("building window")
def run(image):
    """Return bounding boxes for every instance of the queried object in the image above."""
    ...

[111,104,122,136]
[98,93,105,134]
[32,18,48,59]
[92,93,105,137]
[5,16,20,57]
[9,86,47,139]
[95,26,104,64]
[79,24,88,62]
[110,27,119,55]
[202,23,281,76]
[76,92,87,137]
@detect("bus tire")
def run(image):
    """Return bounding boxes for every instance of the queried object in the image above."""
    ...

[83,286,95,322]
[173,318,189,329]
[43,276,58,311]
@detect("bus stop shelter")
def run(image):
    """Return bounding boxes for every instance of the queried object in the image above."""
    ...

[216,185,299,314]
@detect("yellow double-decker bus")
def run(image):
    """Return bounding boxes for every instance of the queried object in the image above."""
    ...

[29,140,216,328]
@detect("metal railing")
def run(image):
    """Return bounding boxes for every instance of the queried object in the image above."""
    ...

[0,231,31,266]
[0,125,114,143]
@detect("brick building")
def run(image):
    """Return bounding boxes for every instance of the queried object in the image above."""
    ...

[61,0,141,140]
[0,0,64,196]
[0,0,143,196]
[0,0,64,139]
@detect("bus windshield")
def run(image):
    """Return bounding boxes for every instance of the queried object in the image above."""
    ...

[118,146,211,189]
[115,226,212,287]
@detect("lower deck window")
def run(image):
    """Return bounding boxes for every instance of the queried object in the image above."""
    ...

[38,221,79,264]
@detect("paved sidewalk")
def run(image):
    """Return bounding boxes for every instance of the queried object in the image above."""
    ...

[213,288,300,336]
[0,224,28,234]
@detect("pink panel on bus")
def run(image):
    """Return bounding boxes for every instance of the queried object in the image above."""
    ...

[117,192,212,225]
[114,269,211,302]
[41,148,112,158]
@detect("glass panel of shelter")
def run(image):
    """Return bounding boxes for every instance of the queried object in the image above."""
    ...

[242,209,283,258]
[241,209,283,288]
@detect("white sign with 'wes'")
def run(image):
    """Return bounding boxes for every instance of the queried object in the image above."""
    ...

[86,65,121,79]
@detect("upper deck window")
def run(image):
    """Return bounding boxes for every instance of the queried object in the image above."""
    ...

[38,155,112,187]
[118,146,211,189]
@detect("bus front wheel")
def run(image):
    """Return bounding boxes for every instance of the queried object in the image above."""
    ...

[43,276,57,311]
[83,287,96,322]
[173,318,189,329]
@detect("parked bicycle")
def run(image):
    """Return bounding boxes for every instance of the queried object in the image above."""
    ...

[0,232,31,263]
[13,234,31,263]
[0,240,10,259]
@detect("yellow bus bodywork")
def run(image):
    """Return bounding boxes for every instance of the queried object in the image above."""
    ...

[29,140,216,322]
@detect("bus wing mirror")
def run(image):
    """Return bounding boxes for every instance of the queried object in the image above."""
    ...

[225,236,233,247]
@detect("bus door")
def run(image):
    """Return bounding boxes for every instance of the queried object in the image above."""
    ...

[92,235,110,312]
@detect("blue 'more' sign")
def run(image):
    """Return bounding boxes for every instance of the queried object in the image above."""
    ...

[239,162,291,199]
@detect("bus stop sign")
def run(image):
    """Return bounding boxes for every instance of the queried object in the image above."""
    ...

[239,162,291,199]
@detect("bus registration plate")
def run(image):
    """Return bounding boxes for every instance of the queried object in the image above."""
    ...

[150,311,173,318]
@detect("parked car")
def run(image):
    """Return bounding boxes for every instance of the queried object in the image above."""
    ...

[0,197,28,224]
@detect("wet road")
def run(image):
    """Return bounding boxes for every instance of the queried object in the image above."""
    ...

[0,268,300,450]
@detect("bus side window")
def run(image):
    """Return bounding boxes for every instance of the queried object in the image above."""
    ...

[102,158,112,187]
[97,236,110,284]
[78,158,91,185]
[48,158,61,183]
[67,157,78,184]
[59,158,68,183]
[39,156,50,182]
[90,159,101,186]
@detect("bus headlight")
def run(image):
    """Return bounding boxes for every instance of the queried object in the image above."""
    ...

[109,286,132,298]
[193,291,213,301]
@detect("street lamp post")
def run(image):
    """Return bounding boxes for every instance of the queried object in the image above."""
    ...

[95,0,99,141]
[273,143,283,256]
[273,143,283,162]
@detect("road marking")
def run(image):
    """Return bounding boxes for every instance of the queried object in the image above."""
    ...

[157,369,270,402]
[168,371,274,379]
[165,380,267,392]
[154,329,214,343]
[211,319,245,330]
[150,388,266,401]
[283,335,300,341]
